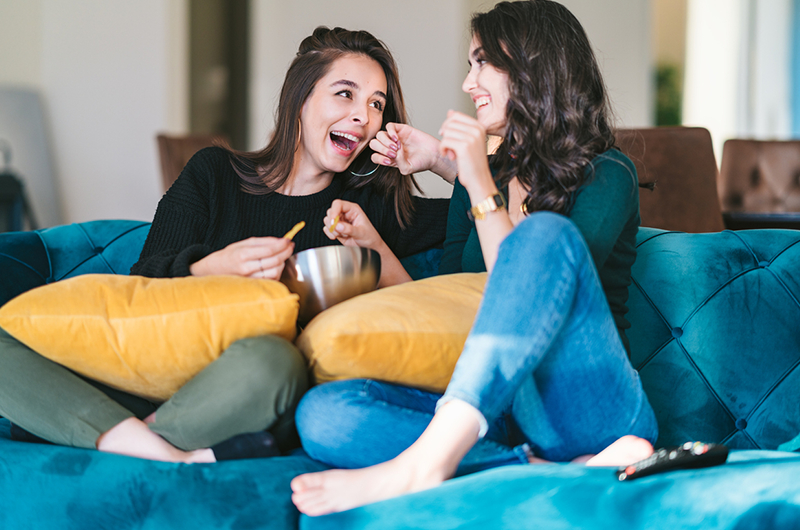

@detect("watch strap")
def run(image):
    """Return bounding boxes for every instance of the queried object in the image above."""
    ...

[468,192,507,221]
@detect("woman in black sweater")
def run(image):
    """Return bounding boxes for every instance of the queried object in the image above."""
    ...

[0,27,447,463]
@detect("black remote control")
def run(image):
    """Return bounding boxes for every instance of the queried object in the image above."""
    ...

[615,441,729,481]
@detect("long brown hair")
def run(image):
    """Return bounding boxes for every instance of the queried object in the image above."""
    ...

[472,0,616,215]
[229,26,419,226]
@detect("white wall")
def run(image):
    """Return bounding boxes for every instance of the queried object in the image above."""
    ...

[683,0,793,160]
[0,1,42,87]
[40,0,188,224]
[561,0,653,128]
[750,0,792,139]
[653,0,687,66]
[0,0,188,225]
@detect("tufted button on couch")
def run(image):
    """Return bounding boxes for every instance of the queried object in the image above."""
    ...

[629,228,800,450]
[1,220,800,530]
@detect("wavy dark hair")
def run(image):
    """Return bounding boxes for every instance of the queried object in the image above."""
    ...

[229,26,419,226]
[472,0,616,215]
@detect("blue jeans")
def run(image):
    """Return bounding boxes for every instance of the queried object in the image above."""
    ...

[297,212,658,472]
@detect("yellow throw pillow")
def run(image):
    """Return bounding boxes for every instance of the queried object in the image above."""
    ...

[0,274,299,401]
[296,273,487,393]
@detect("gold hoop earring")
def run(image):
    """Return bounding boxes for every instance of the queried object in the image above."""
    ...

[295,120,302,149]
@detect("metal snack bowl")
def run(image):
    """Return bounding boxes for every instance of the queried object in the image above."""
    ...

[280,245,381,325]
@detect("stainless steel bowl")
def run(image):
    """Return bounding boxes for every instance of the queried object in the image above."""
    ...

[280,246,381,325]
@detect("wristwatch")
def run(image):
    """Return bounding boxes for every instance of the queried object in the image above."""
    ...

[467,192,507,221]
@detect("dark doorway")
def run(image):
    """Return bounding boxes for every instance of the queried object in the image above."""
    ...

[189,0,249,150]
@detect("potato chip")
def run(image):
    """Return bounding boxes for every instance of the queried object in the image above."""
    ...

[283,221,305,240]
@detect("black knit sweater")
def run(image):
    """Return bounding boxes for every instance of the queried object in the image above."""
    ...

[131,147,449,278]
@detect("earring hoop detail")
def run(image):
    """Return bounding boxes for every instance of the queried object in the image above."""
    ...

[349,164,379,177]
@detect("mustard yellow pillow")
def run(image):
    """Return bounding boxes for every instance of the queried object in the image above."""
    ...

[296,273,487,393]
[0,274,299,401]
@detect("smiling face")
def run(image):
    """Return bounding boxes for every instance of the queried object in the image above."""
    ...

[296,54,387,177]
[462,36,510,136]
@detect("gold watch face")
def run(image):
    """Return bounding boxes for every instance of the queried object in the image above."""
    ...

[469,192,506,221]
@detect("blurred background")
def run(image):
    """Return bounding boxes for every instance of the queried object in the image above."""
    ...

[0,0,797,228]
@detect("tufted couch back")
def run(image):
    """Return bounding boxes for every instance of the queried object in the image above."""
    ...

[0,220,150,307]
[1,221,799,451]
[629,228,800,450]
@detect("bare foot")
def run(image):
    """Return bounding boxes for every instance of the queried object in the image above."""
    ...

[585,435,653,467]
[96,417,215,463]
[291,399,481,516]
[291,455,445,516]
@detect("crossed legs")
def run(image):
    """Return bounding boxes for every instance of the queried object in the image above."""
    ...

[0,331,307,462]
[291,213,657,515]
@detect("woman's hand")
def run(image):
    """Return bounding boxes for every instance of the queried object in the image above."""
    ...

[189,237,295,279]
[438,110,495,197]
[439,110,512,273]
[324,200,386,251]
[325,199,412,288]
[370,123,457,184]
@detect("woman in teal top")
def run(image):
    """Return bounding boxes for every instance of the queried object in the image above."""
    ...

[441,149,640,353]
[291,0,657,515]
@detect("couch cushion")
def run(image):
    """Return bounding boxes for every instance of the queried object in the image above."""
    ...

[296,273,487,393]
[0,419,325,530]
[0,220,149,307]
[0,274,299,401]
[302,450,800,530]
[627,228,800,450]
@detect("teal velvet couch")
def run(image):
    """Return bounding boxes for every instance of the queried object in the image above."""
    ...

[1,220,800,530]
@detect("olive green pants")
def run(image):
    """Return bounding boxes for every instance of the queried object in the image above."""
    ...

[0,327,308,451]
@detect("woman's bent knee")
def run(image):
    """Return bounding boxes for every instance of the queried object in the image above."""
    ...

[296,380,368,464]
[214,335,309,415]
[225,336,308,388]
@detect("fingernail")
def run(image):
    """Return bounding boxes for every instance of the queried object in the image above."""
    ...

[392,135,398,143]
[384,158,392,165]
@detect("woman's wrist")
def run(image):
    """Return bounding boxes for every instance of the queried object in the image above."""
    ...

[467,181,500,207]
[431,155,458,184]
[371,238,392,258]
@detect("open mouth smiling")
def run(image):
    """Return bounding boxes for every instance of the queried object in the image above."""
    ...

[330,131,361,154]
[474,96,491,110]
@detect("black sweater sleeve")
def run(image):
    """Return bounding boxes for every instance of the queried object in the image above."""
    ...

[130,148,220,278]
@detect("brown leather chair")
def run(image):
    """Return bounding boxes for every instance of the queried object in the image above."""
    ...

[616,127,725,233]
[156,133,228,192]
[718,139,800,214]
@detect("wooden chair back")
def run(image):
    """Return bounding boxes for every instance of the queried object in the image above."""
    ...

[616,127,725,233]
[156,134,227,192]
[718,139,800,213]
